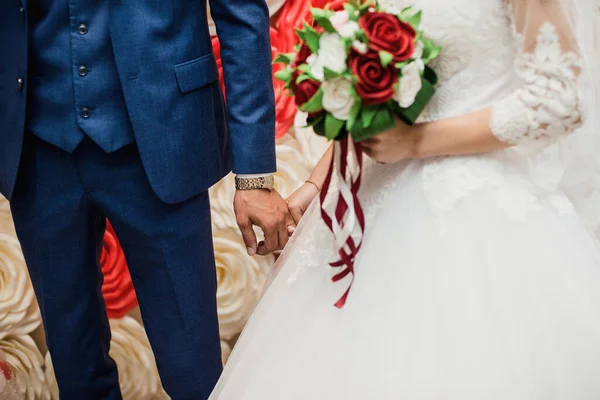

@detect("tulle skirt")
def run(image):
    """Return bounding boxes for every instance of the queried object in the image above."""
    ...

[210,155,600,399]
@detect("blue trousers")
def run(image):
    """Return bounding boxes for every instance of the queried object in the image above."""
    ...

[10,135,223,399]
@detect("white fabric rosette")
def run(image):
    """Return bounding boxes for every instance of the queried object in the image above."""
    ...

[213,226,274,340]
[0,234,42,339]
[0,335,50,400]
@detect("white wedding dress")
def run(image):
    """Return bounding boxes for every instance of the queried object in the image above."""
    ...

[210,0,600,398]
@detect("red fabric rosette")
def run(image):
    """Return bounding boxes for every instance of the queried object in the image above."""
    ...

[101,221,138,319]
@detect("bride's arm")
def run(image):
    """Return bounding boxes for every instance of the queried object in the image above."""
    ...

[365,0,583,162]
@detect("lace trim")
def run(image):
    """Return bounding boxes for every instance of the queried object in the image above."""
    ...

[491,22,582,144]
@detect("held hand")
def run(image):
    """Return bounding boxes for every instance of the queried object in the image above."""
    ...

[286,181,320,228]
[361,119,419,164]
[234,189,293,256]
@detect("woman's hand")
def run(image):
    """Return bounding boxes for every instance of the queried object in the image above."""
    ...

[286,181,320,231]
[361,119,420,163]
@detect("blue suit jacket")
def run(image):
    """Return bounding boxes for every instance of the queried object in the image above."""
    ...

[0,0,276,203]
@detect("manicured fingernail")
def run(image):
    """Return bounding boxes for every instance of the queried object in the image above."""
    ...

[247,247,256,256]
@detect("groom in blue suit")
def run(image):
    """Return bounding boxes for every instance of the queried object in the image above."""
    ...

[0,1,290,398]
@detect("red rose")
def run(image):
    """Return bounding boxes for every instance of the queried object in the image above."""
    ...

[293,77,321,108]
[349,50,397,105]
[359,12,416,62]
[292,44,312,68]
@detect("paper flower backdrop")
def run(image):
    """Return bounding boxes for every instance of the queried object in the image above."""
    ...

[0,234,41,339]
[100,222,138,319]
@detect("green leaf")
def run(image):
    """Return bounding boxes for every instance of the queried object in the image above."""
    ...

[297,64,311,73]
[379,51,394,68]
[344,3,358,21]
[296,73,313,85]
[306,115,325,127]
[274,68,292,83]
[299,87,324,113]
[361,105,378,128]
[313,118,326,137]
[273,53,296,65]
[325,113,346,140]
[303,23,321,53]
[295,28,306,42]
[323,67,341,80]
[314,17,336,33]
[395,61,410,70]
[406,10,422,29]
[399,6,415,20]
[346,96,362,132]
[311,7,335,19]
[351,106,396,142]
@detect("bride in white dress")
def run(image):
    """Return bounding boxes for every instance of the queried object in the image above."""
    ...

[210,0,600,398]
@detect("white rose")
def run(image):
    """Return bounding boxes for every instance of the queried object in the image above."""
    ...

[0,234,42,340]
[313,33,347,80]
[307,53,324,81]
[337,20,359,39]
[351,40,368,55]
[322,77,356,121]
[412,41,424,60]
[377,0,403,14]
[394,62,423,108]
[0,336,49,400]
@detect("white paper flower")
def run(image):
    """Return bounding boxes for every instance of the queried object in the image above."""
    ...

[109,317,169,400]
[0,234,42,339]
[0,335,50,400]
[338,20,360,39]
[310,33,347,81]
[0,196,13,235]
[351,40,368,55]
[221,340,232,365]
[213,226,274,340]
[43,352,58,400]
[394,62,423,108]
[322,77,356,121]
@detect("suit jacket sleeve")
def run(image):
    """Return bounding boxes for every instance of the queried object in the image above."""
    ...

[209,0,277,174]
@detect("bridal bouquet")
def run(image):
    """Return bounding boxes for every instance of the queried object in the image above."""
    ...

[274,2,441,142]
[275,2,441,308]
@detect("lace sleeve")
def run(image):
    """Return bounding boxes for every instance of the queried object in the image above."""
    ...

[490,0,583,145]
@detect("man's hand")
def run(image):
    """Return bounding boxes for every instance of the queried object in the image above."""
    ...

[234,189,293,256]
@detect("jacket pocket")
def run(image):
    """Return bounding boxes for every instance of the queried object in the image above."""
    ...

[173,53,219,94]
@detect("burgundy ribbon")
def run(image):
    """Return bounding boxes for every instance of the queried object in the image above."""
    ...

[319,137,366,308]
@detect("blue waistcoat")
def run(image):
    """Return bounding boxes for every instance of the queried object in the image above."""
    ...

[1,0,276,203]
[28,0,135,153]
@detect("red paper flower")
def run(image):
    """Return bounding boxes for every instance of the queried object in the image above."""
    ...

[359,12,416,62]
[350,50,398,105]
[101,221,138,319]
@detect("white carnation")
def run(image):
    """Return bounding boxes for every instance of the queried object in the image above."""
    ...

[322,77,356,121]
[310,33,347,81]
[338,21,360,39]
[394,62,422,108]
